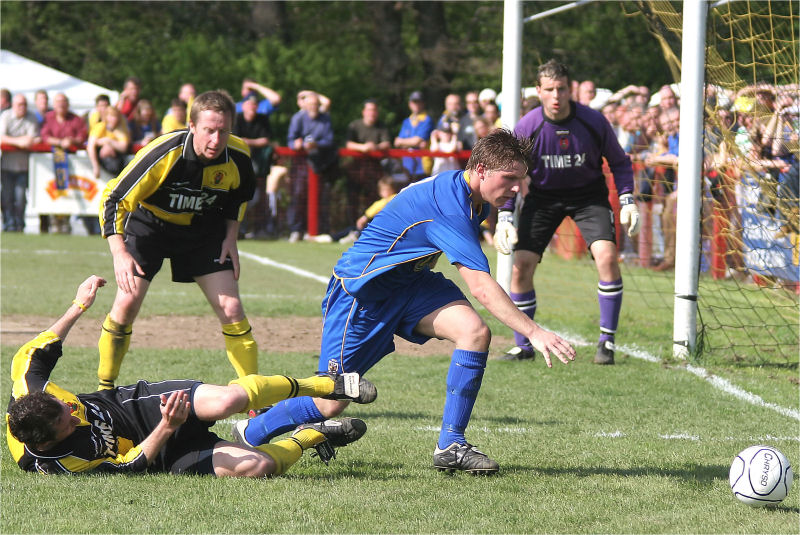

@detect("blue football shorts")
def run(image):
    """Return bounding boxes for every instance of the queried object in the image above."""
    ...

[318,270,466,375]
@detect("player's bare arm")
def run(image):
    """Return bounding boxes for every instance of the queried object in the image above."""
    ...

[137,390,190,465]
[47,275,107,339]
[220,219,241,280]
[107,234,145,293]
[456,264,576,367]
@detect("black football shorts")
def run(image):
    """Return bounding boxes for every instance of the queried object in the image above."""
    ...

[515,182,616,256]
[111,379,224,475]
[124,207,234,283]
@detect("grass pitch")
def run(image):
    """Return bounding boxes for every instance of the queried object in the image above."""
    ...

[1,233,798,534]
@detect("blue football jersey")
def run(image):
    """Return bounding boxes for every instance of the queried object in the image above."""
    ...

[333,170,490,299]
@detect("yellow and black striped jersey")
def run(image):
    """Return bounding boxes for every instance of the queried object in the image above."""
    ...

[7,332,149,474]
[100,129,256,237]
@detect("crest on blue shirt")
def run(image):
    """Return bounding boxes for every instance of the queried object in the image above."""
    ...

[559,137,570,150]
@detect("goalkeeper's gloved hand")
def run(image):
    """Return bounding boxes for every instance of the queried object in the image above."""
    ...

[619,193,640,237]
[493,211,518,255]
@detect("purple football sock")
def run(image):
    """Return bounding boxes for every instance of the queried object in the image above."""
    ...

[597,279,623,344]
[509,290,536,349]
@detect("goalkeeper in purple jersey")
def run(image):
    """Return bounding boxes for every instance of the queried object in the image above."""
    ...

[494,60,640,365]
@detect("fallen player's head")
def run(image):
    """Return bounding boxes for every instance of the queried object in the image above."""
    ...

[7,391,66,447]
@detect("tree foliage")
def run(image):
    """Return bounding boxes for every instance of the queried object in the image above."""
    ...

[1,1,671,137]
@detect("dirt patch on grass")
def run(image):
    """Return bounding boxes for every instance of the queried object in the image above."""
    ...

[2,314,514,358]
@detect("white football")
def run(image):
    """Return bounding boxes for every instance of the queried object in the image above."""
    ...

[729,445,793,507]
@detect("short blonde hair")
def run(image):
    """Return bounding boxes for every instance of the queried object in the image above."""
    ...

[190,90,235,125]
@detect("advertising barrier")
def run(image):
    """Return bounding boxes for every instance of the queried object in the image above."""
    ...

[25,152,116,232]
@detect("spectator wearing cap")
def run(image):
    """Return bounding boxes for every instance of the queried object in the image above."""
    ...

[236,78,281,116]
[478,88,497,114]
[394,91,434,181]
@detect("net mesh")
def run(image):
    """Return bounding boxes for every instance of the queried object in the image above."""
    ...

[627,0,799,363]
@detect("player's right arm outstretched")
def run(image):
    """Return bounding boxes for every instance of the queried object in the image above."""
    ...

[456,264,575,367]
[47,275,107,340]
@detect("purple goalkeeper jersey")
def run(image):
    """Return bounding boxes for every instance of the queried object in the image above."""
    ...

[513,102,633,195]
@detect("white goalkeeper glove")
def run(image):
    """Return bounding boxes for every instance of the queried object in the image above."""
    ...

[619,193,640,237]
[493,211,518,255]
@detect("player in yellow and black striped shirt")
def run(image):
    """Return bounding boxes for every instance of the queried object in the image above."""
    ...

[96,91,260,390]
[6,276,374,476]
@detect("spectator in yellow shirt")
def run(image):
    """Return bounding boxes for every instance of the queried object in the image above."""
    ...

[87,107,130,179]
[161,98,188,133]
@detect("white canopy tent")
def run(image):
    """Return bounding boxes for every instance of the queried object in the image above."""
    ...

[0,49,118,116]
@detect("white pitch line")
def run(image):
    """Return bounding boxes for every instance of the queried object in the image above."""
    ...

[217,418,799,443]
[1,248,108,256]
[545,333,800,423]
[595,430,626,438]
[239,249,330,284]
[659,433,701,441]
[239,249,800,424]
[685,363,800,421]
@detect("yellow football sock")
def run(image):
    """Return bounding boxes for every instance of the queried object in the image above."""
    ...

[255,431,315,477]
[97,315,132,390]
[288,427,326,449]
[229,374,335,412]
[256,429,325,476]
[222,318,258,377]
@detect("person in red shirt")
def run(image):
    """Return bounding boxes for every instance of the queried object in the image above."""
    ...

[40,93,87,150]
[116,76,141,121]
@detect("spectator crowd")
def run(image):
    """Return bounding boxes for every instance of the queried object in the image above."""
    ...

[1,75,797,278]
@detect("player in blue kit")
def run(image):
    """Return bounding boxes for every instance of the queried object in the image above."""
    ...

[232,129,576,474]
[493,60,640,365]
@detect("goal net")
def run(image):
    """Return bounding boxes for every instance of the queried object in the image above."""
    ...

[629,0,799,363]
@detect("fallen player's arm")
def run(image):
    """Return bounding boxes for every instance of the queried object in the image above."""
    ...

[138,390,190,465]
[47,275,107,340]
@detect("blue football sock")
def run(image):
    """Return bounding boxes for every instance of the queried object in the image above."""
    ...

[244,396,324,445]
[438,349,488,449]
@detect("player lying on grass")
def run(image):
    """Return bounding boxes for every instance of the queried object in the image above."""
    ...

[6,275,376,477]
[234,129,576,475]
